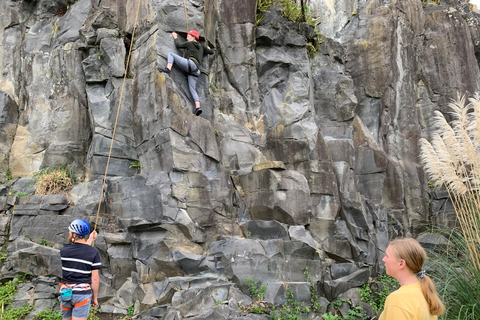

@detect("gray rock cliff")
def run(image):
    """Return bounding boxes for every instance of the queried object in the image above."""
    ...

[0,0,477,317]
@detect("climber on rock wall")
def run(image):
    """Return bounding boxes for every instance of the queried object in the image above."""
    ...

[158,30,214,116]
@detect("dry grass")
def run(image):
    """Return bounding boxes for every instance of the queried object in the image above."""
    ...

[35,168,73,195]
[420,93,480,270]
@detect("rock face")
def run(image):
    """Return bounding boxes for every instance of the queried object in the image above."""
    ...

[0,0,478,318]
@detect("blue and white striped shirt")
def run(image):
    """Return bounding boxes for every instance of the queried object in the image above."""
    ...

[60,243,101,294]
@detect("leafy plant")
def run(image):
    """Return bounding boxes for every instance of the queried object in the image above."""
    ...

[87,308,99,320]
[93,52,103,60]
[1,303,34,320]
[303,267,321,312]
[24,234,29,239]
[33,307,62,320]
[246,277,266,300]
[129,161,142,170]
[210,84,217,92]
[332,298,342,310]
[321,313,341,320]
[39,238,47,246]
[214,129,219,136]
[127,303,134,316]
[6,169,12,181]
[359,272,399,313]
[250,306,266,314]
[0,252,6,260]
[345,304,368,320]
[17,192,30,197]
[0,276,25,306]
[269,289,309,320]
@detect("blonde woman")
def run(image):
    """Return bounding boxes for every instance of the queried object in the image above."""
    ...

[380,238,445,320]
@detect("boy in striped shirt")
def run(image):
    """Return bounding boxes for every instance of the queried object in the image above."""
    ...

[59,219,101,320]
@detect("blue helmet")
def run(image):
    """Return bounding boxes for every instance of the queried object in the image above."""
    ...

[68,219,90,236]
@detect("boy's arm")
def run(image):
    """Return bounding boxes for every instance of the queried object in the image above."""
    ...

[91,269,99,306]
[86,230,97,246]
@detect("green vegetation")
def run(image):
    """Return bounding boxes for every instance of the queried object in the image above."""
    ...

[359,272,399,313]
[93,52,103,60]
[39,238,47,246]
[127,303,134,316]
[420,94,480,270]
[87,308,99,320]
[129,160,142,172]
[303,267,321,312]
[214,129,219,136]
[1,303,35,320]
[321,299,368,320]
[269,289,309,320]
[6,169,12,181]
[34,166,75,195]
[246,277,267,300]
[419,93,480,319]
[321,313,341,320]
[0,274,34,320]
[428,228,480,320]
[33,307,62,320]
[16,192,30,197]
[256,0,322,56]
[239,272,375,319]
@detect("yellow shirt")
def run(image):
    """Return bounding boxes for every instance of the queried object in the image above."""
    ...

[379,282,437,320]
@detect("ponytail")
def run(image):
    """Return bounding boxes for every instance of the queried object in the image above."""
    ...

[420,275,445,316]
[390,238,446,316]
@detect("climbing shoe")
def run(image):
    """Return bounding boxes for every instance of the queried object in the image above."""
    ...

[157,67,171,74]
[195,108,202,116]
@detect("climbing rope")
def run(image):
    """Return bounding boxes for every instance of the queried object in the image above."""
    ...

[182,0,189,58]
[183,0,189,34]
[93,0,142,237]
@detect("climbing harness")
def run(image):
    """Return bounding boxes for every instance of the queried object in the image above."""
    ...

[59,283,91,303]
[188,57,199,76]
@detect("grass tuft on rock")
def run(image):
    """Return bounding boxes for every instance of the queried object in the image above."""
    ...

[34,166,74,195]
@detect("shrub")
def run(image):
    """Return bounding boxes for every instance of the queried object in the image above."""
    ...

[269,289,309,320]
[359,272,399,313]
[0,275,33,319]
[1,303,34,320]
[420,94,480,270]
[34,166,74,195]
[33,307,62,320]
[256,0,322,56]
[428,228,480,320]
[246,277,266,300]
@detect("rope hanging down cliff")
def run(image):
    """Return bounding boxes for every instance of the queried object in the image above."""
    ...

[93,0,142,238]
[93,0,191,236]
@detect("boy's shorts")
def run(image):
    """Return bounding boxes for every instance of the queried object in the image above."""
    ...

[59,293,91,319]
